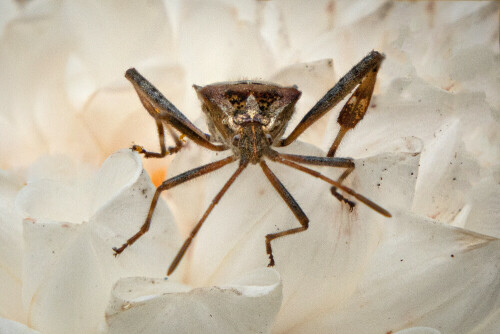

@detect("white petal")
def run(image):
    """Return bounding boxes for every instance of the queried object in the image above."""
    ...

[16,179,90,224]
[106,268,282,334]
[287,211,500,333]
[394,328,441,334]
[272,149,419,331]
[0,317,40,334]
[81,65,188,160]
[354,145,421,211]
[0,0,175,167]
[271,59,336,146]
[90,150,143,214]
[266,0,379,61]
[462,178,500,238]
[91,151,182,279]
[179,0,272,85]
[0,171,26,322]
[0,170,24,272]
[0,1,18,34]
[412,119,479,223]
[25,154,94,184]
[23,219,108,334]
[57,0,174,86]
[20,151,181,333]
[65,54,97,110]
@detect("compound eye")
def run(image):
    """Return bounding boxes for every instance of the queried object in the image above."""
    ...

[232,134,241,146]
[265,133,273,145]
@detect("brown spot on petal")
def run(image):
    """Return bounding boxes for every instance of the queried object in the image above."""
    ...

[325,1,336,29]
[121,302,132,310]
[426,1,435,27]
[429,212,439,220]
[443,82,456,92]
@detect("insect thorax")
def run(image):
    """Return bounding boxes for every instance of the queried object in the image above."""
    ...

[194,81,302,157]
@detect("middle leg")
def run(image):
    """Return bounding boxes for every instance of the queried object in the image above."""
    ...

[272,152,357,210]
[271,156,391,217]
[260,160,309,267]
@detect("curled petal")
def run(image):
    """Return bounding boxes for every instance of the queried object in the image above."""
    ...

[91,151,182,279]
[394,328,441,334]
[106,268,282,334]
[0,317,41,334]
[19,150,180,334]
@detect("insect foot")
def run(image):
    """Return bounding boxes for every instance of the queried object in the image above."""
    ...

[131,144,145,154]
[112,245,126,256]
[331,187,356,211]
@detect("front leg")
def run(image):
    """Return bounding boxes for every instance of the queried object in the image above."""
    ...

[326,53,382,208]
[126,68,227,152]
[326,54,382,157]
[279,50,384,147]
[260,160,309,267]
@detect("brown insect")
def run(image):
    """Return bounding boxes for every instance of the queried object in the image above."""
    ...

[113,51,391,276]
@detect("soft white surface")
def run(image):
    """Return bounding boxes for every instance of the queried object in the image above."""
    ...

[0,1,498,333]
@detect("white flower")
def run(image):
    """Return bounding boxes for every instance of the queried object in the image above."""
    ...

[0,1,499,333]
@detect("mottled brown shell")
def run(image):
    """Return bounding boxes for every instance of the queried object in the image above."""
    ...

[195,81,301,148]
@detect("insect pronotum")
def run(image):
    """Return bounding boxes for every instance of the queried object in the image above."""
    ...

[113,50,391,276]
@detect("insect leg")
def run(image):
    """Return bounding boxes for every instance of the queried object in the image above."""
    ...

[326,54,381,157]
[126,68,227,152]
[329,166,356,210]
[279,50,384,147]
[260,160,309,267]
[274,152,354,168]
[132,120,184,158]
[112,155,237,256]
[167,160,248,276]
[271,152,356,209]
[271,156,391,217]
[323,52,382,208]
